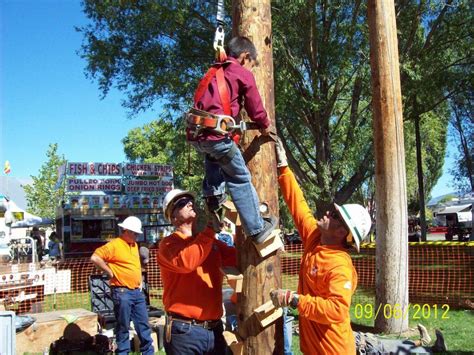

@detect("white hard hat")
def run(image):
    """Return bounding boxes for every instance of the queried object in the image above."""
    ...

[335,203,372,252]
[118,216,143,234]
[163,189,195,221]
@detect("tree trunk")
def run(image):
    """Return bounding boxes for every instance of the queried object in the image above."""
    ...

[368,0,409,333]
[414,113,427,241]
[232,1,282,354]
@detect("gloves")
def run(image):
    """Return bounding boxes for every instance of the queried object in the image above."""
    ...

[270,289,299,308]
[275,137,288,168]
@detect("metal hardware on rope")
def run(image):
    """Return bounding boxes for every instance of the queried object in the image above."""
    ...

[213,0,227,61]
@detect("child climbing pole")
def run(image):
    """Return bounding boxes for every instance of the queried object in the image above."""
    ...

[185,0,277,245]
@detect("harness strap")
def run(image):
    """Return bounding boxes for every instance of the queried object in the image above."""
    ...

[194,63,231,116]
[194,66,219,104]
[215,66,231,115]
[189,61,235,140]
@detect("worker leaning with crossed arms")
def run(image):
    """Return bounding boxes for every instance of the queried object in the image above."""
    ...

[270,137,372,354]
[91,216,154,355]
[157,189,237,354]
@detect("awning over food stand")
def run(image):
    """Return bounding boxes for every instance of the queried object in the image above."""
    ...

[11,213,54,228]
[436,204,472,214]
[1,196,53,228]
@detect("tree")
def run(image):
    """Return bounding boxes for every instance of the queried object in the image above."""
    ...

[449,88,474,193]
[78,1,473,215]
[23,144,67,219]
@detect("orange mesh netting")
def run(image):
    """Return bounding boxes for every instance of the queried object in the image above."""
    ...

[1,243,472,317]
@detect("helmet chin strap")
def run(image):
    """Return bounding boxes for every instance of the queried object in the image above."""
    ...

[346,232,353,244]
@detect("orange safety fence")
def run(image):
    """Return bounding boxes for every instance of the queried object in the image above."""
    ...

[1,243,473,319]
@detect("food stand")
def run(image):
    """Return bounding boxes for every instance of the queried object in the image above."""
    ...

[55,162,174,257]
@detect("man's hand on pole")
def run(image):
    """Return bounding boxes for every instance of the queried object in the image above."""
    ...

[275,137,288,168]
[270,289,299,308]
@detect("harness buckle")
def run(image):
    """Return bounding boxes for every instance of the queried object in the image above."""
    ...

[185,108,236,136]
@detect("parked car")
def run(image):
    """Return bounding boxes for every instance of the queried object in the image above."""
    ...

[433,203,472,241]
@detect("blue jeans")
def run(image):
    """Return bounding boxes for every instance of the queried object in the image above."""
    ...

[164,319,226,354]
[191,137,265,236]
[111,288,154,355]
[354,332,432,354]
[283,308,294,355]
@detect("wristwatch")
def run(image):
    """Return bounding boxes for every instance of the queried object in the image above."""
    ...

[290,293,299,309]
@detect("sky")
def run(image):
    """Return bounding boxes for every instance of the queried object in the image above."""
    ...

[0,0,457,199]
[1,1,157,182]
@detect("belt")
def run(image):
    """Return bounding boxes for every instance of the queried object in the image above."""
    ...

[167,313,221,330]
[111,286,140,291]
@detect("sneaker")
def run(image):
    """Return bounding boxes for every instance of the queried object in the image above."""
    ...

[432,329,447,352]
[417,324,431,346]
[251,216,278,244]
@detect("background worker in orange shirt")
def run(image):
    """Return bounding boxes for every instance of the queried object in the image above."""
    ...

[270,137,372,354]
[91,216,154,355]
[157,189,237,354]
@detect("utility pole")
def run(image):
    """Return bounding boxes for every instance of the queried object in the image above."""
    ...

[232,0,283,353]
[368,0,409,333]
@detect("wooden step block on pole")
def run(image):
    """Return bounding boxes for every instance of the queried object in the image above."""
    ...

[223,331,244,355]
[253,301,283,328]
[223,200,241,226]
[253,229,283,258]
[220,266,244,293]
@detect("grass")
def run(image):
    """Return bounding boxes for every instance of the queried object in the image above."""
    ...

[22,281,474,353]
[288,306,474,354]
[43,291,91,312]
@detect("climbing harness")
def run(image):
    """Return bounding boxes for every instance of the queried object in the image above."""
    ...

[186,108,262,138]
[186,108,235,137]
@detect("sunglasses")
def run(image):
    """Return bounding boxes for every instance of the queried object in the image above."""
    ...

[172,197,194,212]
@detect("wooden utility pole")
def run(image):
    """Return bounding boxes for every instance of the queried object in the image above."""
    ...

[232,0,283,353]
[368,0,409,333]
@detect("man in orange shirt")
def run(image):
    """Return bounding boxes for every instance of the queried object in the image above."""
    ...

[91,216,154,355]
[157,189,237,354]
[270,138,372,355]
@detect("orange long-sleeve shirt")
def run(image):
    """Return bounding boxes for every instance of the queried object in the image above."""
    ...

[157,226,237,321]
[279,167,357,355]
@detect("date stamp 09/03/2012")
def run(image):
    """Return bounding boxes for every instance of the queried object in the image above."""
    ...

[353,303,450,320]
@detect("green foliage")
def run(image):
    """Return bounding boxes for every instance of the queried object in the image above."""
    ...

[449,88,474,193]
[404,109,449,212]
[23,144,67,219]
[79,1,473,217]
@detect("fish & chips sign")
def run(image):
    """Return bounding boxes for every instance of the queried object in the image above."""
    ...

[66,162,173,194]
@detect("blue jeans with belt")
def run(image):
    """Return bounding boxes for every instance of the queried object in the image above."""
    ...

[164,319,226,355]
[191,137,265,236]
[111,287,154,355]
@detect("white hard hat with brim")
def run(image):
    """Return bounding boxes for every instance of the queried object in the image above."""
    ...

[334,203,372,252]
[118,216,143,234]
[163,189,195,221]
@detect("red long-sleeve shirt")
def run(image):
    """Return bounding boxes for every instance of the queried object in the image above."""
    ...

[157,226,237,321]
[279,167,357,355]
[194,57,271,141]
